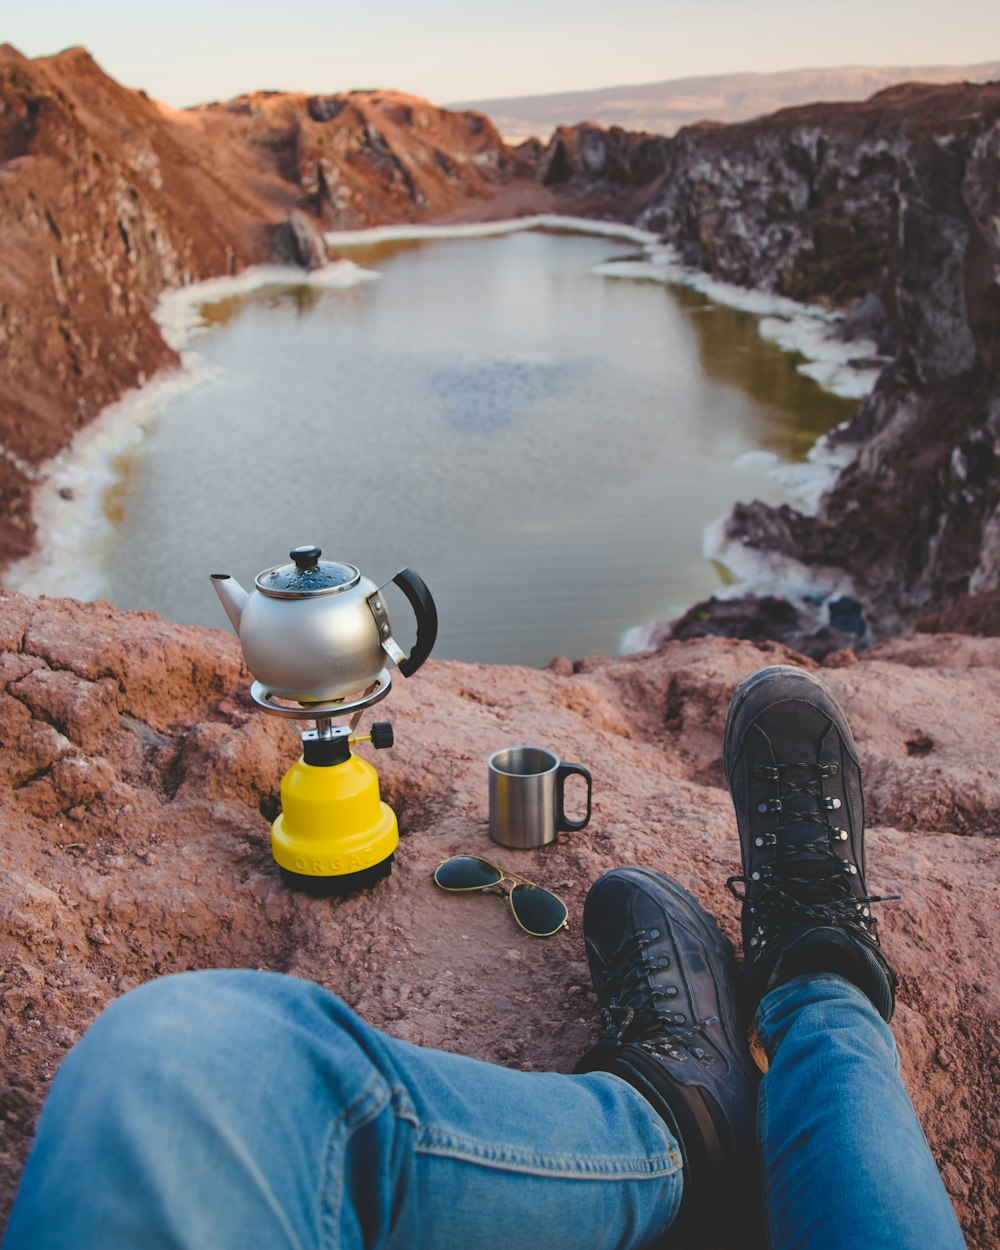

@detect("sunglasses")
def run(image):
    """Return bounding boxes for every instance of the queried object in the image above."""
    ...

[433,855,570,937]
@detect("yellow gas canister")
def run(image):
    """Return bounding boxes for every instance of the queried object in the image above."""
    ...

[270,725,398,896]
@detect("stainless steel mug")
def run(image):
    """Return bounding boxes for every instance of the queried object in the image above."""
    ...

[488,746,592,849]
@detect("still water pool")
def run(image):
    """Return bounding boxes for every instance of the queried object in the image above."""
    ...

[46,227,856,666]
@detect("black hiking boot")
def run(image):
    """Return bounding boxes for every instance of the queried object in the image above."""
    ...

[575,868,759,1247]
[723,665,899,1027]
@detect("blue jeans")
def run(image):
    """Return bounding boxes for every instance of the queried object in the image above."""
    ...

[5,970,964,1250]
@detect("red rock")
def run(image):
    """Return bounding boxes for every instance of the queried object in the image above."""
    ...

[0,590,996,1246]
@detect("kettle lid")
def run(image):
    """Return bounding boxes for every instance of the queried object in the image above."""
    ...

[255,546,361,598]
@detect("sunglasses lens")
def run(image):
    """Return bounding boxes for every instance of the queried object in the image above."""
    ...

[434,856,503,890]
[509,884,568,936]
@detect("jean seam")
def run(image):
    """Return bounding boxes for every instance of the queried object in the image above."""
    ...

[413,1126,683,1179]
[320,1070,394,1249]
[756,1077,777,1250]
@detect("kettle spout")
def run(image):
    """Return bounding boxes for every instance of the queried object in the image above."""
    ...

[211,572,248,636]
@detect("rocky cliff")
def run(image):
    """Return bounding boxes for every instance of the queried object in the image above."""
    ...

[3,50,999,1248]
[541,82,1000,649]
[0,590,996,1245]
[4,49,999,649]
[0,45,539,567]
[651,83,1000,649]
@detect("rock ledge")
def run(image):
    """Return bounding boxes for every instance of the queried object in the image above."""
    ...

[0,590,997,1246]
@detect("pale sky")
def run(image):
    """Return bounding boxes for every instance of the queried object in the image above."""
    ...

[6,0,1000,108]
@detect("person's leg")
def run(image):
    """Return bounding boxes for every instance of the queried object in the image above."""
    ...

[756,974,965,1250]
[723,665,966,1250]
[4,968,681,1250]
[574,868,760,1248]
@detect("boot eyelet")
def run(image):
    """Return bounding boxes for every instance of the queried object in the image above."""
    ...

[753,765,780,780]
[648,928,660,939]
[823,796,842,810]
[757,798,782,813]
[819,763,840,777]
[754,832,777,847]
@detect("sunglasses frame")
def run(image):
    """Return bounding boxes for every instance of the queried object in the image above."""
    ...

[433,855,570,937]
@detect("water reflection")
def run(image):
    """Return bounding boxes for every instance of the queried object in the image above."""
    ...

[429,358,591,433]
[200,282,326,326]
[669,284,849,459]
[84,228,856,666]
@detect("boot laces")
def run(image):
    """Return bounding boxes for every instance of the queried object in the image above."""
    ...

[726,761,899,946]
[597,928,718,1063]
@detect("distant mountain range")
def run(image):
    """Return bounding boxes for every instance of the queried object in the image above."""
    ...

[450,62,1000,140]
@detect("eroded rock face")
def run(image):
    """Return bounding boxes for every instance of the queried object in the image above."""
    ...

[546,84,1000,645]
[0,591,997,1246]
[290,90,510,226]
[678,84,1000,641]
[643,83,1000,355]
[546,82,1000,360]
[272,211,331,271]
[0,51,213,553]
[0,45,281,564]
[701,372,1000,644]
[542,122,667,190]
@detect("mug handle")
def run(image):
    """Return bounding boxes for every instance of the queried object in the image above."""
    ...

[556,763,592,832]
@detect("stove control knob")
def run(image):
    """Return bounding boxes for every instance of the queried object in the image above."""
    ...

[370,722,394,750]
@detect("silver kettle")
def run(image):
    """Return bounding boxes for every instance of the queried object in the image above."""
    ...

[211,546,437,704]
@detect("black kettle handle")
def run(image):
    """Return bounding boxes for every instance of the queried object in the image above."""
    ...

[393,568,438,677]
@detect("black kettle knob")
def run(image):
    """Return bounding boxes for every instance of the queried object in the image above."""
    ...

[370,722,394,750]
[290,545,321,571]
